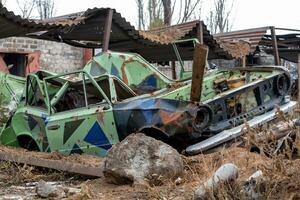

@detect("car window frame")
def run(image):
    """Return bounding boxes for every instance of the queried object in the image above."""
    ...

[43,70,112,115]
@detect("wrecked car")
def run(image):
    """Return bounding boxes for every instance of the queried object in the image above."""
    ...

[0,70,202,156]
[0,48,294,156]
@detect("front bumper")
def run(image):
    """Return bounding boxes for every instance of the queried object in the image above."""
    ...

[186,100,297,155]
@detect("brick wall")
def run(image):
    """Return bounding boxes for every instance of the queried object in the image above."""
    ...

[0,37,84,73]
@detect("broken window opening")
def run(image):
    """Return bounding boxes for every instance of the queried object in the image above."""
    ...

[26,76,47,109]
[113,78,135,101]
[49,77,110,113]
[1,53,27,76]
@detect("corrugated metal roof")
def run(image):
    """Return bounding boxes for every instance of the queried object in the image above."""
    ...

[214,27,271,53]
[143,20,251,59]
[263,33,300,63]
[33,9,238,61]
[0,4,67,39]
[0,5,240,62]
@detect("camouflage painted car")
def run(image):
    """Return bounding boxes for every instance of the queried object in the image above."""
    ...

[0,72,25,131]
[0,50,292,157]
[0,70,201,156]
[84,51,292,133]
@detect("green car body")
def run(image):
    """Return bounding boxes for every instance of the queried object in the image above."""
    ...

[0,51,292,157]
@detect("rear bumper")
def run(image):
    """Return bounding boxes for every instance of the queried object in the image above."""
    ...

[185,100,297,155]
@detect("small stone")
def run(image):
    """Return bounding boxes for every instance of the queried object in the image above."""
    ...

[0,195,23,200]
[36,180,58,198]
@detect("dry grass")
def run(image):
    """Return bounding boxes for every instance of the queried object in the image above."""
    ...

[3,110,300,199]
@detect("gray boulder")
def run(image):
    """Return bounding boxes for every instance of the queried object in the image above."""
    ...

[103,133,184,185]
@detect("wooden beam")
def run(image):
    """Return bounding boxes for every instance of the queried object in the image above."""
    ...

[0,146,103,177]
[240,56,246,67]
[270,26,280,65]
[102,9,113,52]
[190,44,208,102]
[171,61,176,79]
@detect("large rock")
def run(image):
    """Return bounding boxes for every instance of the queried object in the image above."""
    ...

[103,133,184,185]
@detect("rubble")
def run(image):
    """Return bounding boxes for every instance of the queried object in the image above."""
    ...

[36,180,61,198]
[103,133,184,185]
[244,170,264,199]
[193,163,239,199]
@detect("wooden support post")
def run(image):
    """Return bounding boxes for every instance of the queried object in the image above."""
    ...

[298,54,300,102]
[240,56,246,67]
[196,21,204,44]
[190,44,208,102]
[270,27,280,65]
[102,9,113,52]
[171,61,176,79]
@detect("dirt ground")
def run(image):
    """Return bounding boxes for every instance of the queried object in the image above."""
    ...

[1,143,300,200]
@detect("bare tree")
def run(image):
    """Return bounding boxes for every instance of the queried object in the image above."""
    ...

[136,0,202,29]
[148,0,164,29]
[207,0,235,34]
[0,0,7,6]
[136,0,146,30]
[176,0,202,23]
[162,0,172,25]
[16,0,36,18]
[36,0,55,19]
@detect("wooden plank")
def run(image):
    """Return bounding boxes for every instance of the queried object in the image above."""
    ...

[190,44,208,102]
[0,146,103,177]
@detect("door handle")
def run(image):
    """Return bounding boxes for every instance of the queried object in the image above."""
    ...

[47,124,60,130]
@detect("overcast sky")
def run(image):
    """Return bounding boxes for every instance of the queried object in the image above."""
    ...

[5,0,300,32]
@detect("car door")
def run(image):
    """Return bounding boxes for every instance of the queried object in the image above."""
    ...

[10,74,49,151]
[45,72,119,157]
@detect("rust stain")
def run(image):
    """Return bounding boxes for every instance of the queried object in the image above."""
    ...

[160,110,182,125]
[96,107,104,125]
[0,54,9,74]
[120,58,134,85]
[26,51,41,75]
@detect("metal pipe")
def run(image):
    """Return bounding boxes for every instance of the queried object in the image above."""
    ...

[102,9,113,52]
[196,21,204,44]
[275,27,300,32]
[270,26,280,65]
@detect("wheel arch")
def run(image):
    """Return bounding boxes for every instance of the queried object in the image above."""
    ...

[16,133,40,151]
